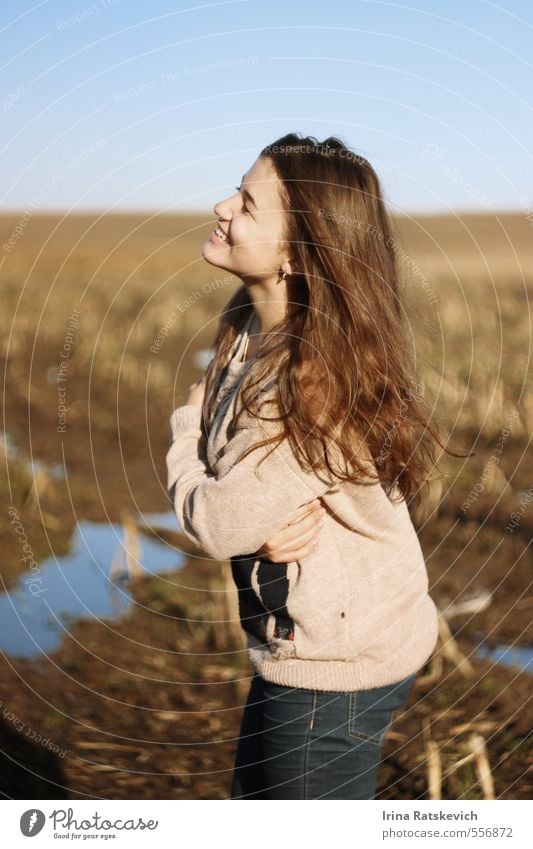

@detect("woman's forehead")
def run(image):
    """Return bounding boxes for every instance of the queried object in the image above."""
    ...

[242,157,283,209]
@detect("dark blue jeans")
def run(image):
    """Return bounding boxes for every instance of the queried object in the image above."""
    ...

[230,671,417,799]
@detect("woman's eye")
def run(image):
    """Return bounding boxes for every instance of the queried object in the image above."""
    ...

[235,186,250,214]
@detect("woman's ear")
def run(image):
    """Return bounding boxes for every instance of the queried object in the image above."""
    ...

[286,256,303,276]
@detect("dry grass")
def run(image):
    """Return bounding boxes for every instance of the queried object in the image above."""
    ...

[1,211,532,439]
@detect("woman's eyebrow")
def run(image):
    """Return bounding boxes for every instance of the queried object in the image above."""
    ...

[238,177,258,209]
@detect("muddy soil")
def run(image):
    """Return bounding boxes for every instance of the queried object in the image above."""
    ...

[0,554,530,800]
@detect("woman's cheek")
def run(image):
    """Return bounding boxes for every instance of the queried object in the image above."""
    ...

[228,223,247,245]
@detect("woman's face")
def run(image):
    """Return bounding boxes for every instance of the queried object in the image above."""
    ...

[202,156,291,285]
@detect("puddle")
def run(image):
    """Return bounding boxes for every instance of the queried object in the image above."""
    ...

[3,500,530,674]
[472,640,533,675]
[0,512,183,659]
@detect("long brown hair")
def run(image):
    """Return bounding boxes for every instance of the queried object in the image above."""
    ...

[202,133,471,507]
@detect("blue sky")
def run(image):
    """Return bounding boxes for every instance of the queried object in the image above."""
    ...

[2,0,532,215]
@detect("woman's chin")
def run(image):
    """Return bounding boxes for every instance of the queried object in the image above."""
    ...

[201,240,228,266]
[202,239,222,263]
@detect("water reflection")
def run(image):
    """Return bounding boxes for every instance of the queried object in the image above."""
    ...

[0,513,183,659]
[473,640,532,675]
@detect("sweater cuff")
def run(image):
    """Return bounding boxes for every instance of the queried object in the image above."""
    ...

[169,404,203,439]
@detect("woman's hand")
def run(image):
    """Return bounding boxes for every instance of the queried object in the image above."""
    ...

[256,498,327,563]
[185,375,206,406]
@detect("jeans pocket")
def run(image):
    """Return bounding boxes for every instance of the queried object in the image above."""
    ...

[347,673,417,745]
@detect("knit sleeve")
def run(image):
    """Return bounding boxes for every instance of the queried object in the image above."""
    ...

[166,403,334,561]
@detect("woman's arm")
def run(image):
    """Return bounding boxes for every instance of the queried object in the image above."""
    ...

[166,402,334,562]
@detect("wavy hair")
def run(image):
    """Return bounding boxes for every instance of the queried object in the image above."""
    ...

[201,132,471,507]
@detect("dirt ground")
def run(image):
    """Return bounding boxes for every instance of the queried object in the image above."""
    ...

[0,545,531,801]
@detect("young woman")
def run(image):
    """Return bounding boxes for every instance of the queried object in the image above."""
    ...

[166,133,463,800]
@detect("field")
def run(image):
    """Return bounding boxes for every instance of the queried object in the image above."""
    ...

[0,210,532,799]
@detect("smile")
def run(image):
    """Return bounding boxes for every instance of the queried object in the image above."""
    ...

[213,224,229,242]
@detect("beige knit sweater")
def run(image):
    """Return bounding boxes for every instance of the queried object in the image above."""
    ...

[166,315,439,691]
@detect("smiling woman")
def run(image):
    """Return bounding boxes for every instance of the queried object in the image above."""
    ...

[166,132,471,800]
[202,156,296,302]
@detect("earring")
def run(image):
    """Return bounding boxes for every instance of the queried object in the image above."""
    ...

[277,268,288,284]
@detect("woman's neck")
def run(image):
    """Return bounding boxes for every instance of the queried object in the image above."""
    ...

[245,297,287,360]
[243,311,260,361]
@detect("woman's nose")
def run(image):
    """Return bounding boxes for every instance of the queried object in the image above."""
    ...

[214,189,238,219]
[214,198,229,218]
